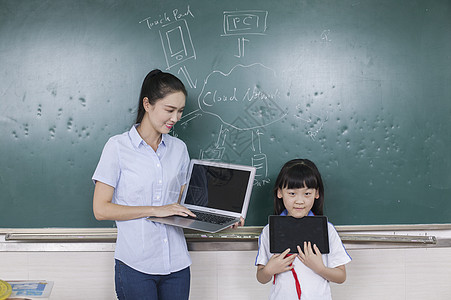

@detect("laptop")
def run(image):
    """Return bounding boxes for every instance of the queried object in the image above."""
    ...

[269,215,330,254]
[148,159,256,233]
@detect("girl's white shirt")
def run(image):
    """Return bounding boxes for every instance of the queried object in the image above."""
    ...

[255,216,351,300]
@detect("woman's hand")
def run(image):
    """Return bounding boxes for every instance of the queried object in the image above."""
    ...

[93,182,196,221]
[230,216,245,228]
[153,203,196,218]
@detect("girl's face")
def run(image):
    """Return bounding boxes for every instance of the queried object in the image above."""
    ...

[278,186,319,218]
[144,91,185,135]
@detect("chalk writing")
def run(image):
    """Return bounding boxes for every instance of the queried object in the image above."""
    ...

[321,29,331,42]
[197,63,287,130]
[307,116,326,140]
[139,5,194,30]
[222,10,268,36]
[295,106,328,141]
[201,87,280,106]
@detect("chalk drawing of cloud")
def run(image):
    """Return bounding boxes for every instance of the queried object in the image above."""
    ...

[197,63,287,131]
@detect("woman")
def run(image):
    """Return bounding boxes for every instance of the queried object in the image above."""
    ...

[92,69,196,299]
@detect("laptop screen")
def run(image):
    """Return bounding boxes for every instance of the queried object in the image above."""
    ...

[184,163,252,213]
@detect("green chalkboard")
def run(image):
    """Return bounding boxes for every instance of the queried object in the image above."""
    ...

[0,0,450,228]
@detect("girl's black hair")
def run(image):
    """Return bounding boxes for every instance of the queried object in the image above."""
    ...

[135,69,187,124]
[273,159,324,215]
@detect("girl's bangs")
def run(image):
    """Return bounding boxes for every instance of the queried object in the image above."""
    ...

[281,167,318,190]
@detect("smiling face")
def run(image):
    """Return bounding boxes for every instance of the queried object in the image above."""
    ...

[143,91,186,135]
[278,186,319,218]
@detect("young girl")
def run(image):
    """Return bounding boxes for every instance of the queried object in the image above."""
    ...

[255,159,351,300]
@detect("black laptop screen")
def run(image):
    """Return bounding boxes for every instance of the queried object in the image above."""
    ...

[184,164,251,213]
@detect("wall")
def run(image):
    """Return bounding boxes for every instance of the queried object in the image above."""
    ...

[1,227,451,299]
[1,249,451,299]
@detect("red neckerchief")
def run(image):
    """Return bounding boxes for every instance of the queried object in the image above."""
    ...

[273,254,301,299]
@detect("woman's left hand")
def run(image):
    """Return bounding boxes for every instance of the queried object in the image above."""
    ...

[230,216,245,229]
[297,241,326,274]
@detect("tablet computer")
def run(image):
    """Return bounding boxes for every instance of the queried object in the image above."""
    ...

[269,215,329,254]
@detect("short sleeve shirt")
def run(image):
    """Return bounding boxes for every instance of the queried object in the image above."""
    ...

[92,125,191,275]
[255,214,351,300]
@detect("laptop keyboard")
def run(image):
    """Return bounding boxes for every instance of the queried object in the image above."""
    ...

[186,210,236,225]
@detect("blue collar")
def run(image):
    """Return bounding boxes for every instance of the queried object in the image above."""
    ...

[280,209,315,216]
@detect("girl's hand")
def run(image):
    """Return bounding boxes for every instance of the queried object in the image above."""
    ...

[266,248,296,275]
[297,241,326,274]
[256,248,296,284]
[153,203,196,218]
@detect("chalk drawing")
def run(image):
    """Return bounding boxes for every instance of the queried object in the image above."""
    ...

[226,122,255,155]
[179,108,202,127]
[196,63,287,131]
[251,130,270,186]
[307,115,327,140]
[222,10,268,36]
[199,125,228,161]
[321,29,331,42]
[178,65,197,88]
[159,19,196,70]
[294,105,329,141]
[234,37,250,58]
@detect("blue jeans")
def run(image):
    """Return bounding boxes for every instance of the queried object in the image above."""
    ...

[115,259,190,300]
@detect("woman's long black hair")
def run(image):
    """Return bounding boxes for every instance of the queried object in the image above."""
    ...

[135,69,187,124]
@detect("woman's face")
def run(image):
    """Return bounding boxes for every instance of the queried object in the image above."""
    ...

[144,91,186,135]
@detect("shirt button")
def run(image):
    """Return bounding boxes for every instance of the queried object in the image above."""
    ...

[164,239,168,243]
[158,180,162,184]
[156,195,160,200]
[157,164,160,168]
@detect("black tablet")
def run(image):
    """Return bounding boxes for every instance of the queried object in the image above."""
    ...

[269,215,329,254]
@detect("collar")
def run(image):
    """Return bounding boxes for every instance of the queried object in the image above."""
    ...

[160,134,168,146]
[280,209,315,217]
[129,124,167,148]
[129,124,143,148]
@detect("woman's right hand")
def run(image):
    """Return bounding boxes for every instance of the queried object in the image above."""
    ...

[152,203,196,218]
[93,181,196,221]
